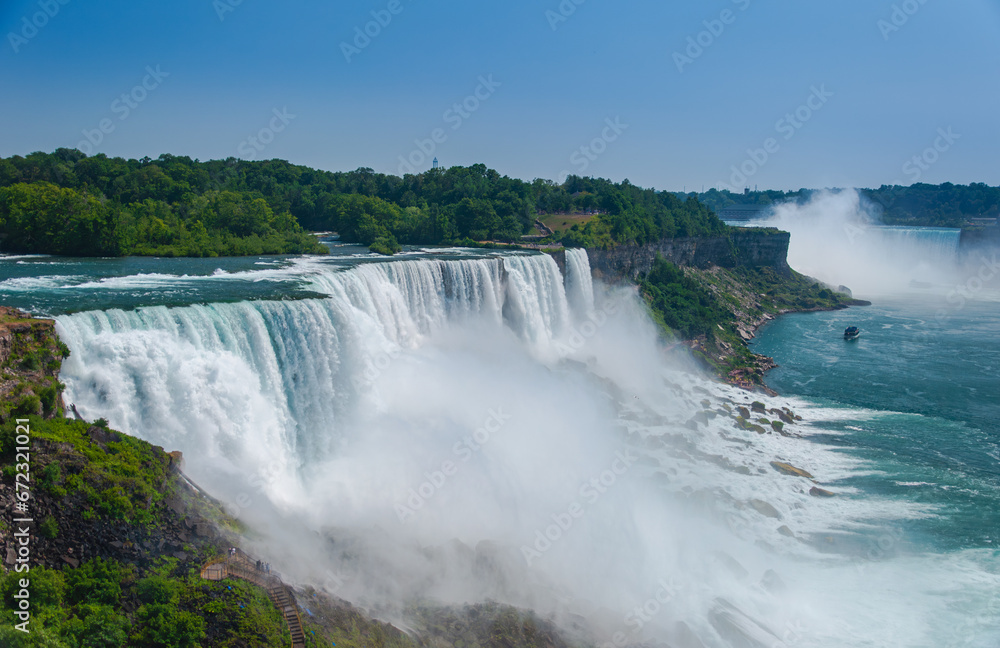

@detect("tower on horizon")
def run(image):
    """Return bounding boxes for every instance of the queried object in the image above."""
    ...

[432,157,439,169]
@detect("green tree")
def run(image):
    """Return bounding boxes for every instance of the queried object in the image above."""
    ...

[61,604,129,648]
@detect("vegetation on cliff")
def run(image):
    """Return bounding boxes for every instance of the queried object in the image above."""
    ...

[0,307,69,423]
[1,150,726,257]
[640,258,854,386]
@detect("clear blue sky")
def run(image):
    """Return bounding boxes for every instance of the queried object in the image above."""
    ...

[2,0,998,191]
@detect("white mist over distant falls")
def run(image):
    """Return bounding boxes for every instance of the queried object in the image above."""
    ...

[55,250,994,648]
[760,190,963,296]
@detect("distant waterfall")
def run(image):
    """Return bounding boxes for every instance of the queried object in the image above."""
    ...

[869,226,961,265]
[764,190,966,294]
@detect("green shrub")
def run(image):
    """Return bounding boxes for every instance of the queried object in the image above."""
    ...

[14,395,41,417]
[640,257,729,340]
[61,604,129,648]
[132,604,205,648]
[369,235,401,255]
[94,486,134,521]
[39,462,62,492]
[20,353,41,371]
[66,558,129,606]
[0,566,66,627]
[137,576,181,606]
[39,385,59,415]
[40,516,58,539]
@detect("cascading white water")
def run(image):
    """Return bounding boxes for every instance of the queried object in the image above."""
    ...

[870,225,961,263]
[564,248,596,317]
[57,254,581,503]
[54,250,1000,648]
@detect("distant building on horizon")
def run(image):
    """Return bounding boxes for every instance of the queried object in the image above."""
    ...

[432,157,439,169]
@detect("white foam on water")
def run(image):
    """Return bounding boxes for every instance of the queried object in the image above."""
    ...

[0,254,53,261]
[0,275,87,291]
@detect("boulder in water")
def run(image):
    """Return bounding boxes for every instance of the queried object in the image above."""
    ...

[809,486,836,497]
[770,461,814,479]
[760,568,787,592]
[709,599,783,648]
[750,499,782,519]
[770,408,794,424]
[713,551,750,581]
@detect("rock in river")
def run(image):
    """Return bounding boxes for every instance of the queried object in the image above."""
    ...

[770,461,814,479]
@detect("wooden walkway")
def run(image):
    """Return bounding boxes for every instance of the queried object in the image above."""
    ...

[200,548,306,648]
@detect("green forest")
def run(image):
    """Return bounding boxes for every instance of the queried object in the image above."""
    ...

[3,150,995,258]
[692,183,1000,228]
[0,150,727,257]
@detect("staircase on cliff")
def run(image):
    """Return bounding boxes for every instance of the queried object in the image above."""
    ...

[200,548,306,648]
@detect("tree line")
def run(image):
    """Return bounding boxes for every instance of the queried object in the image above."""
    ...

[0,149,727,256]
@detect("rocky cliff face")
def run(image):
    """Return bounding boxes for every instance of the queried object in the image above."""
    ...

[583,229,791,281]
[0,306,67,420]
[0,432,224,573]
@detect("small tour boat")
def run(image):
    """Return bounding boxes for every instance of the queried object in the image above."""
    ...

[844,326,861,340]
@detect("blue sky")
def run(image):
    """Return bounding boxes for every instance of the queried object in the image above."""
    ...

[1,0,998,191]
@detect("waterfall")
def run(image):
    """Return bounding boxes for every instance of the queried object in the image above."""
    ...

[51,248,998,647]
[56,254,587,483]
[564,248,596,317]
[868,225,961,265]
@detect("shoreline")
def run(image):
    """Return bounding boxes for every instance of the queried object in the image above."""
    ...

[718,296,872,395]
